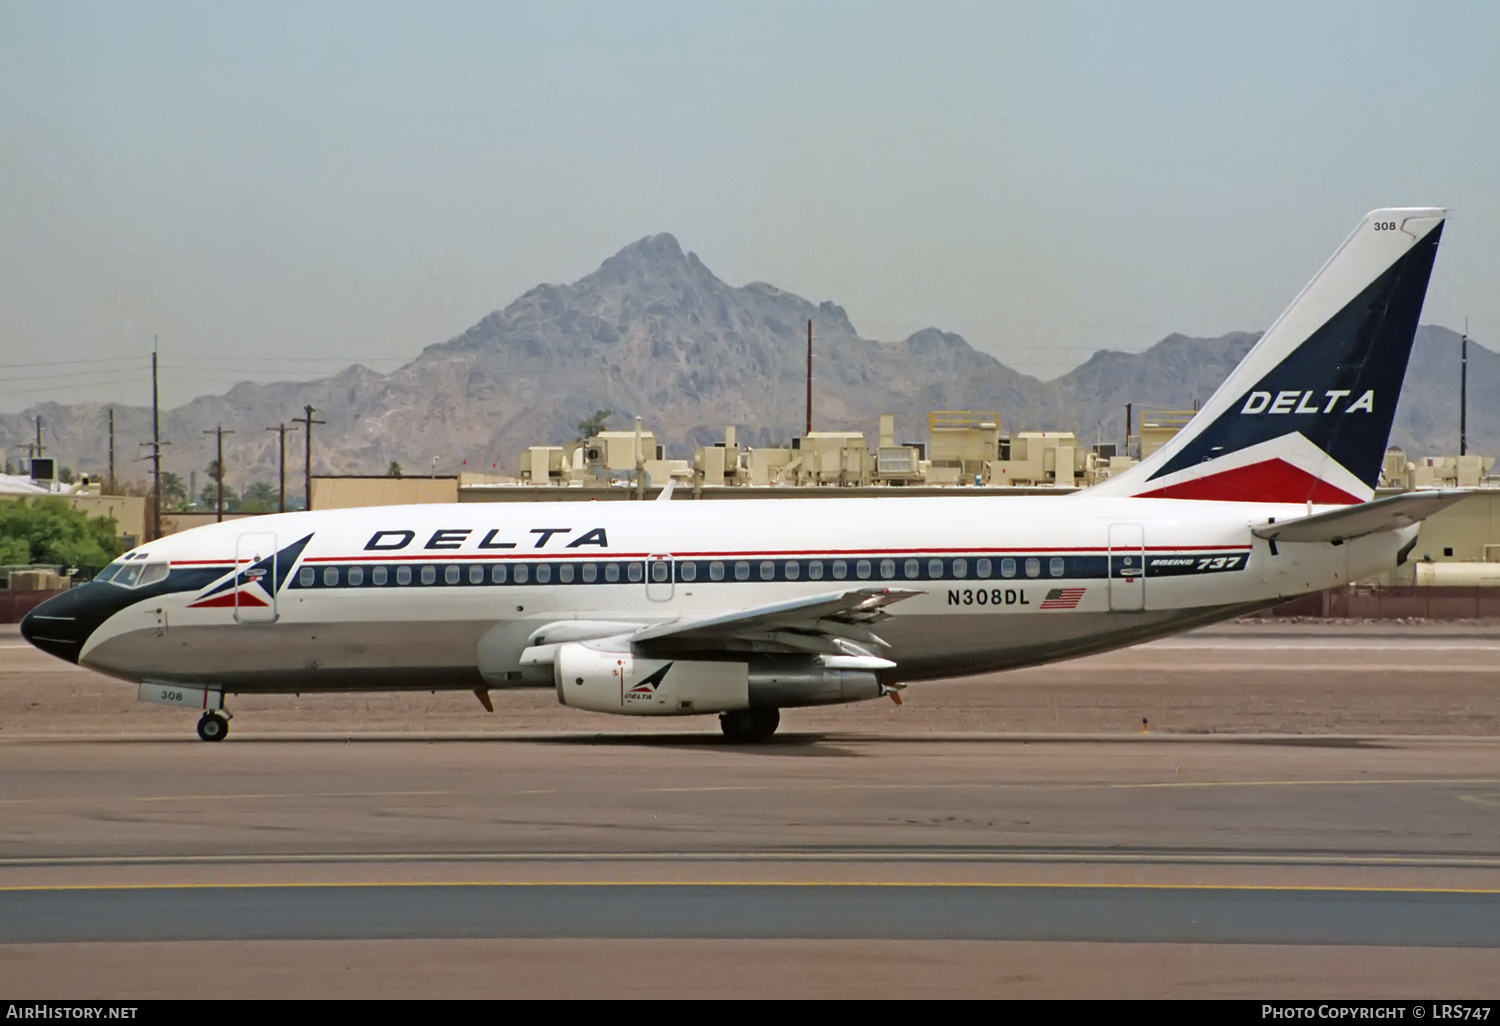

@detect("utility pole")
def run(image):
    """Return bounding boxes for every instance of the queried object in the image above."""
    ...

[34,415,43,458]
[1461,318,1469,457]
[151,340,162,540]
[634,415,645,501]
[1124,402,1133,455]
[204,425,234,523]
[292,405,324,511]
[806,319,813,436]
[107,408,116,494]
[266,423,299,513]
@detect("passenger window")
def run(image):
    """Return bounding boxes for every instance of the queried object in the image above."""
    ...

[680,562,696,582]
[880,559,895,579]
[1025,558,1040,578]
[650,561,669,583]
[535,564,552,584]
[558,564,575,583]
[421,565,437,585]
[582,563,597,583]
[627,563,643,583]
[444,565,460,585]
[807,560,823,580]
[348,566,364,586]
[324,566,339,587]
[760,560,775,580]
[372,566,387,586]
[605,563,620,583]
[490,564,507,584]
[137,563,169,587]
[709,561,725,581]
[734,561,750,581]
[513,564,529,584]
[298,566,315,588]
[976,558,992,579]
[1000,558,1016,578]
[832,560,848,580]
[856,560,871,579]
[904,559,919,579]
[785,561,799,581]
[396,566,412,585]
[952,558,967,579]
[928,559,943,579]
[1050,557,1065,578]
[469,565,484,585]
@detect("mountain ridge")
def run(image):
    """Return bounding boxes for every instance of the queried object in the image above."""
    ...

[0,234,1485,488]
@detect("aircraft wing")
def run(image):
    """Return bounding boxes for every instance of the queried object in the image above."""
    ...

[628,586,922,658]
[1251,489,1467,545]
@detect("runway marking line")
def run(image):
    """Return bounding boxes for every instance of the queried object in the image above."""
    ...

[1,881,1499,896]
[5,852,1500,870]
[0,789,457,806]
[653,778,1500,794]
[4,779,1499,806]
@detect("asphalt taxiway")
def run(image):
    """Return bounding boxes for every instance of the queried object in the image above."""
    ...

[4,621,1500,996]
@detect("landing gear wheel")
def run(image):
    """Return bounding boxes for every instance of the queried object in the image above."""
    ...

[719,707,780,743]
[196,712,229,742]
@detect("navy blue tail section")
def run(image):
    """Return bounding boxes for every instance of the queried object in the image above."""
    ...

[1148,223,1441,491]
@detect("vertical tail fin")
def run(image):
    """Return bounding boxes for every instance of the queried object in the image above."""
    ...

[1092,208,1445,504]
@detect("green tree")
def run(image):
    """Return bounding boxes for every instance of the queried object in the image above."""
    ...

[159,471,188,510]
[58,466,76,484]
[388,461,403,477]
[577,409,612,440]
[0,497,124,567]
[239,481,277,513]
[199,482,240,512]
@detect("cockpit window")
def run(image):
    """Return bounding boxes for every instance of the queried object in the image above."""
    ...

[105,561,168,589]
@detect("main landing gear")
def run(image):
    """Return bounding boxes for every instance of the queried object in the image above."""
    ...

[719,707,780,743]
[196,711,231,742]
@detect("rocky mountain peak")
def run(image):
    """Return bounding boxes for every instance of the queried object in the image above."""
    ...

[0,231,1487,487]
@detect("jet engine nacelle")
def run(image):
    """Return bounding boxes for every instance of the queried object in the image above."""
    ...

[554,644,889,716]
[554,643,750,716]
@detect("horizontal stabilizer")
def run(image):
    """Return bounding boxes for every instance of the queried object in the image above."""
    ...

[1251,490,1467,544]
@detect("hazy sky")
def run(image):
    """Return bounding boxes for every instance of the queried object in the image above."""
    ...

[1,0,1496,412]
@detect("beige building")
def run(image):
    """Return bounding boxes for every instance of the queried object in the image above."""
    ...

[310,475,460,510]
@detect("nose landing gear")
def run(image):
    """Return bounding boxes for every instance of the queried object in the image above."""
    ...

[196,710,231,742]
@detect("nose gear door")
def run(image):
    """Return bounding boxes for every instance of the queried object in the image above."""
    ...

[234,532,279,623]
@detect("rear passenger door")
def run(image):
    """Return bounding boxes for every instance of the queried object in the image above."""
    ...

[645,554,674,602]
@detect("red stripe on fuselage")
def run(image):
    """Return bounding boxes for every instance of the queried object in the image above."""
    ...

[1135,459,1362,504]
[187,591,268,609]
[299,544,1251,563]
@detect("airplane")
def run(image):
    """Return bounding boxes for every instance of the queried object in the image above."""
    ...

[20,207,1462,743]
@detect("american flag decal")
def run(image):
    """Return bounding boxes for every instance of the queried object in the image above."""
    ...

[1040,587,1086,610]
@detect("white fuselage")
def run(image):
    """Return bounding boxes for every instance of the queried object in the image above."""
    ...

[69,494,1410,696]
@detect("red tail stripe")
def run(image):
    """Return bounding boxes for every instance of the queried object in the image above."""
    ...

[1135,459,1361,505]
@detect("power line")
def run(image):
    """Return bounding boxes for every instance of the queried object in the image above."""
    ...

[0,356,143,370]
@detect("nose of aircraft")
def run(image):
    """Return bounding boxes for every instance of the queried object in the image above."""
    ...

[19,588,94,664]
